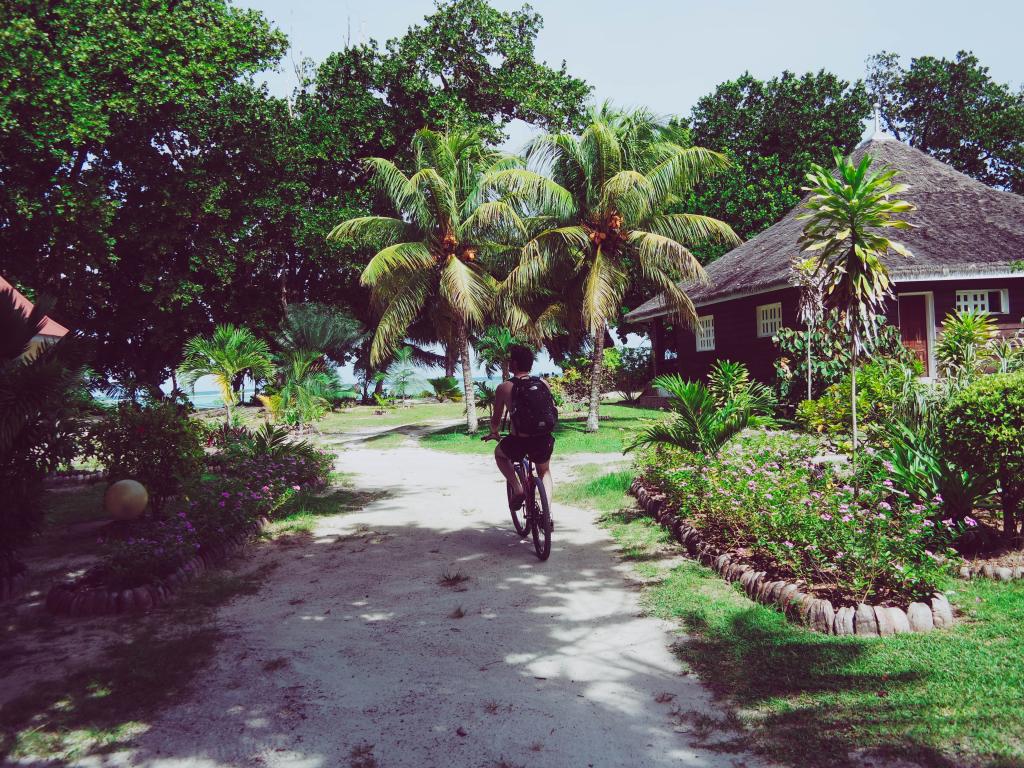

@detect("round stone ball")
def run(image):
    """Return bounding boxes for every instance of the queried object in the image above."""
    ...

[105,479,149,520]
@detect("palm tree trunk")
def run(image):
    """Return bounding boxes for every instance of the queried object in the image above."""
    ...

[501,361,509,381]
[586,322,606,433]
[850,332,859,498]
[806,327,813,402]
[460,325,478,434]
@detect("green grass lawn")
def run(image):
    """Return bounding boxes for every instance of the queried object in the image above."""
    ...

[574,468,1024,768]
[421,402,663,455]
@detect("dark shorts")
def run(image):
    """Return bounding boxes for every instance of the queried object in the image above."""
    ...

[497,433,555,464]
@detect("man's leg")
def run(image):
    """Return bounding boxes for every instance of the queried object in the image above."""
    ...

[494,444,525,505]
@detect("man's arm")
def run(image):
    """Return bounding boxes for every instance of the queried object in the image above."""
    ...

[488,382,512,437]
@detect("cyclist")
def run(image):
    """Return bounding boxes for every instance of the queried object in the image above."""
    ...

[482,345,556,514]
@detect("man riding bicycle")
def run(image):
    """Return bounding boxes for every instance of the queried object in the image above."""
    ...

[482,345,556,514]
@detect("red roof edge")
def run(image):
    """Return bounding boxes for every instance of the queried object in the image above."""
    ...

[0,275,70,337]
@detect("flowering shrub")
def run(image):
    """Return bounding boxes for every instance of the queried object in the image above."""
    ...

[96,440,332,588]
[89,401,205,512]
[638,432,958,603]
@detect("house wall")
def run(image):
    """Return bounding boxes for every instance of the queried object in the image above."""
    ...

[649,276,1024,383]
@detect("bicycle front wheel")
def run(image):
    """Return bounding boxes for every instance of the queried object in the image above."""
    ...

[530,475,552,561]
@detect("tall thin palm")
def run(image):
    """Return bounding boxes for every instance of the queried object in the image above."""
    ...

[798,148,915,476]
[329,129,523,433]
[490,108,740,431]
[178,324,273,425]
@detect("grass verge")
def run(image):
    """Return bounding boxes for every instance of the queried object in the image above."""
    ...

[421,402,662,455]
[587,468,1024,768]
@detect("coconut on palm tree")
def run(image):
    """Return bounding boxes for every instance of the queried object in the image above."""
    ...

[329,129,524,433]
[489,108,740,431]
[798,148,915,471]
[178,324,274,425]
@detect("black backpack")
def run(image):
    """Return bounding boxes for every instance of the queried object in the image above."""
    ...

[509,376,558,435]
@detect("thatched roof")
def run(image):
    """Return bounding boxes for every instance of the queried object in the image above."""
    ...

[627,135,1024,321]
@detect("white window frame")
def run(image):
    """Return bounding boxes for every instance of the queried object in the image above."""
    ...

[695,315,715,352]
[756,302,782,338]
[955,288,1009,315]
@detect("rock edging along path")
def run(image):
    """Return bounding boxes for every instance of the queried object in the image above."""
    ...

[631,479,955,636]
[45,516,269,617]
[959,562,1024,581]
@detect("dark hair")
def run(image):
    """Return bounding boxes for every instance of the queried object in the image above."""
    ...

[508,344,534,373]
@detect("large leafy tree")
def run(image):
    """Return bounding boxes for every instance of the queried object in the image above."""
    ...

[329,129,522,433]
[492,109,740,431]
[867,50,1024,193]
[679,70,871,262]
[0,0,289,393]
[798,149,915,475]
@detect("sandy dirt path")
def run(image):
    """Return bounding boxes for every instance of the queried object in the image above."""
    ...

[103,436,770,768]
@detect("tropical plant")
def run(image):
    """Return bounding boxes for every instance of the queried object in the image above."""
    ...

[474,380,497,416]
[428,375,462,402]
[491,107,740,432]
[707,360,777,417]
[385,346,417,401]
[178,324,274,425]
[0,288,88,573]
[329,128,523,433]
[265,349,347,432]
[279,303,363,366]
[627,374,769,455]
[936,309,997,388]
[476,326,519,380]
[797,148,915,481]
[878,421,993,519]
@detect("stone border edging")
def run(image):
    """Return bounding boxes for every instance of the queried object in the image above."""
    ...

[44,516,269,617]
[959,563,1024,581]
[629,478,955,636]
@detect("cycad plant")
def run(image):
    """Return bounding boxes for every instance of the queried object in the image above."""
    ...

[427,376,462,402]
[627,374,766,455]
[798,148,915,475]
[179,324,273,425]
[329,129,523,433]
[707,359,777,418]
[490,108,739,431]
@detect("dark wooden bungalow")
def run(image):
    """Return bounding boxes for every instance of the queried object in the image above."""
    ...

[626,134,1024,384]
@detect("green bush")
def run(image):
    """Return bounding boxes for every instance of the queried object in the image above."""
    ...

[773,312,914,406]
[89,402,205,513]
[795,358,923,438]
[940,371,1024,538]
[613,347,650,401]
[638,433,957,601]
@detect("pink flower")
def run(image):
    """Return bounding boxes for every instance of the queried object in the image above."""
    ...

[964,516,978,527]
[784,541,794,548]
[820,513,832,521]
[292,485,301,491]
[841,514,853,523]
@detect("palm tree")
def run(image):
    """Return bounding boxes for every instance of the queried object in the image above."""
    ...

[476,326,519,381]
[329,129,523,433]
[178,324,273,425]
[490,108,740,431]
[627,375,765,455]
[798,148,915,473]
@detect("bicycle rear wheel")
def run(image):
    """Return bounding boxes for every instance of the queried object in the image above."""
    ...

[530,473,552,561]
[508,464,529,538]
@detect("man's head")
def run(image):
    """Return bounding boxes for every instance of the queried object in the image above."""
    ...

[508,344,534,375]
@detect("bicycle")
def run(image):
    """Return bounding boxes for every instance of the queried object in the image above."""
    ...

[483,434,552,561]
[506,454,552,561]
